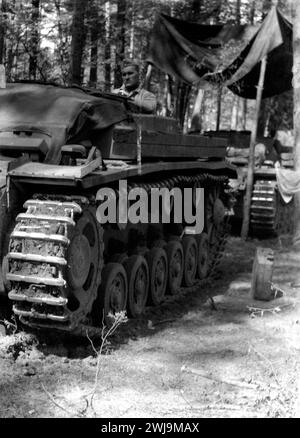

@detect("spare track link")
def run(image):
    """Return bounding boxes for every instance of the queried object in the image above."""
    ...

[6,196,101,331]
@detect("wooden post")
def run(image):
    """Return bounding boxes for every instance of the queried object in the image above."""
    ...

[241,56,267,239]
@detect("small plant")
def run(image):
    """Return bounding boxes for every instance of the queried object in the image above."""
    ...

[85,311,128,414]
[42,310,128,417]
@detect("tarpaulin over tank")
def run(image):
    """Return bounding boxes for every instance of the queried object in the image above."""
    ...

[0,83,128,163]
[147,7,293,99]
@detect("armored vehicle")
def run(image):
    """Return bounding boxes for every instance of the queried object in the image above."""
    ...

[0,83,236,334]
[204,130,294,236]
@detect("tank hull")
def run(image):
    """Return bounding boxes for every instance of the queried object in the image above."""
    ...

[0,83,237,334]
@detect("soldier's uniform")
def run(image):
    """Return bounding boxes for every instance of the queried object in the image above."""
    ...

[112,85,157,114]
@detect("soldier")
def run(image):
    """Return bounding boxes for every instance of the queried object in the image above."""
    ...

[112,60,157,114]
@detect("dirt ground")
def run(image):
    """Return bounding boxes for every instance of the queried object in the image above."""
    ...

[1,235,300,419]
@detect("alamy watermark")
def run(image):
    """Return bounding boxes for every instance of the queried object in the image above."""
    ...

[96,180,204,234]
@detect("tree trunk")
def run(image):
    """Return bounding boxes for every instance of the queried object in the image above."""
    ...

[144,64,153,91]
[182,85,192,132]
[250,0,256,24]
[190,88,205,132]
[293,0,300,247]
[7,0,19,81]
[189,0,202,20]
[0,0,7,64]
[29,0,40,80]
[233,0,242,130]
[242,99,247,130]
[70,0,87,85]
[6,1,17,82]
[231,95,239,130]
[235,97,240,129]
[161,74,173,117]
[114,0,126,88]
[89,0,99,87]
[216,87,222,130]
[54,0,68,84]
[129,2,135,58]
[176,83,191,130]
[236,0,241,24]
[104,1,111,91]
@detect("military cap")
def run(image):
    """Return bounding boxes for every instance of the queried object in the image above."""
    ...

[121,59,140,73]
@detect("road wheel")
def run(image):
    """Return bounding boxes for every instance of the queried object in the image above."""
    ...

[182,236,198,287]
[99,263,128,326]
[146,247,168,306]
[196,233,209,279]
[123,255,149,318]
[165,241,184,295]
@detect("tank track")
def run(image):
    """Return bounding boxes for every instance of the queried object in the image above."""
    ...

[6,173,230,334]
[250,180,294,236]
[209,219,230,277]
[6,196,104,332]
[250,180,277,235]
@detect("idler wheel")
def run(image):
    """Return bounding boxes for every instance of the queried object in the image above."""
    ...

[196,232,209,279]
[123,255,149,318]
[165,241,184,295]
[66,208,102,314]
[99,263,128,326]
[67,235,91,289]
[146,247,168,306]
[182,236,198,287]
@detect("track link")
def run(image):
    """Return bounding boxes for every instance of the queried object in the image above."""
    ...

[7,197,104,331]
[250,180,294,236]
[250,180,278,235]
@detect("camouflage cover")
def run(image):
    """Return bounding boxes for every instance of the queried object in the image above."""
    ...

[0,83,128,163]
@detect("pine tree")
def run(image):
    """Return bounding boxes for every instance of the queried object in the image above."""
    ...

[0,0,8,64]
[70,0,87,85]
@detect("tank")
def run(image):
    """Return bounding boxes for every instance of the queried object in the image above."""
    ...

[204,130,294,237]
[0,82,236,334]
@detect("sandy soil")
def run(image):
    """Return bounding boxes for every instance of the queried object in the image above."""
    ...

[0,236,300,418]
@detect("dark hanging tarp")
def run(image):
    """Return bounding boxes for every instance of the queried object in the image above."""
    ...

[147,7,292,99]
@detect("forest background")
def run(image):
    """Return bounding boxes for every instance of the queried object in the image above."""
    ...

[0,0,294,136]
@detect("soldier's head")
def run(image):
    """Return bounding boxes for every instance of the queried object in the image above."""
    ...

[121,59,140,92]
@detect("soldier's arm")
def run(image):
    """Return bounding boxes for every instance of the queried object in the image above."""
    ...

[132,90,157,113]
